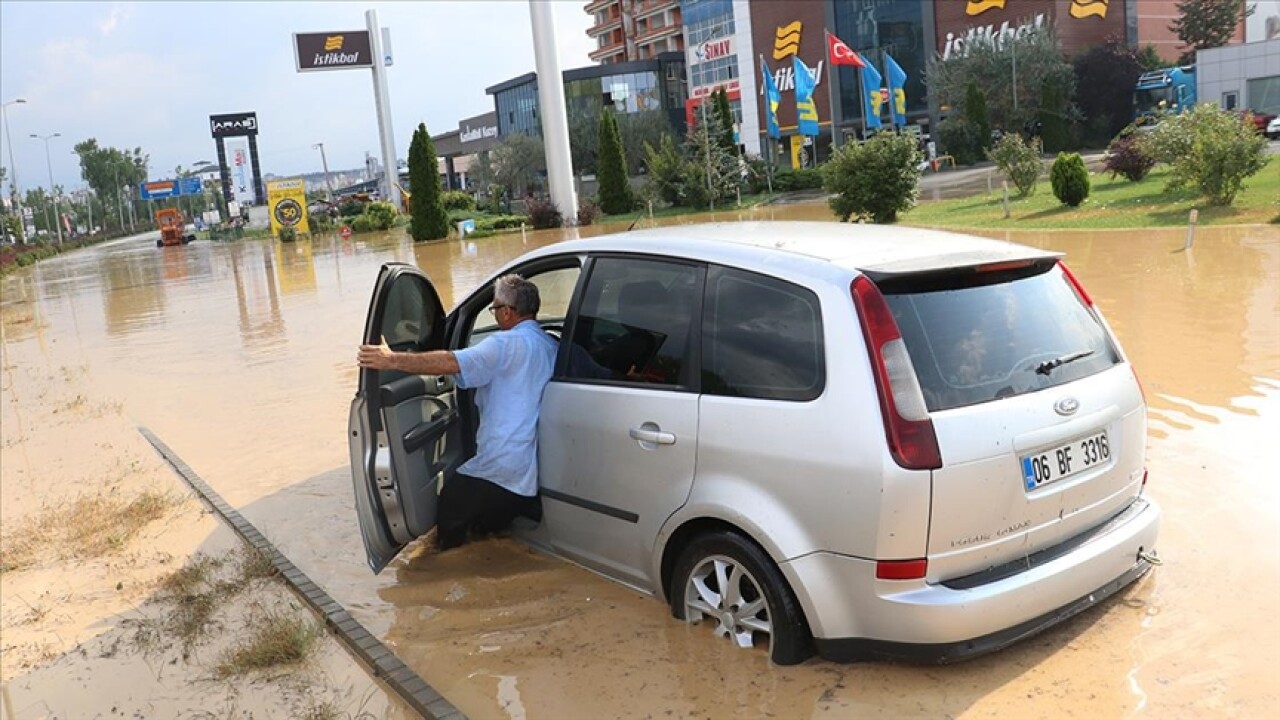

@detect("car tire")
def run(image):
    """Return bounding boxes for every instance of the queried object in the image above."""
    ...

[670,531,813,665]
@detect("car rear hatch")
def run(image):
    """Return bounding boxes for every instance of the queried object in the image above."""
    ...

[872,259,1146,583]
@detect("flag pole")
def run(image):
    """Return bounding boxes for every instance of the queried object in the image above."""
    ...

[760,53,775,193]
[857,63,867,139]
[825,31,840,150]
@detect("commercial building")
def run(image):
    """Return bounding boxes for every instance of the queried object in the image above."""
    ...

[431,111,500,190]
[681,0,761,155]
[586,0,685,64]
[486,54,688,141]
[1196,37,1280,117]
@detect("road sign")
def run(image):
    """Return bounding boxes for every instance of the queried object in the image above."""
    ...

[139,180,178,200]
[179,177,203,196]
[339,225,353,239]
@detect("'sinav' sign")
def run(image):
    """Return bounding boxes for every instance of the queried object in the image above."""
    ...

[294,31,374,72]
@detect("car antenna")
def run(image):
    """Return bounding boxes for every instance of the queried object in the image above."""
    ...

[627,208,643,232]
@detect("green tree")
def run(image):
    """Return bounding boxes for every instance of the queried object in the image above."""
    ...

[987,133,1044,197]
[641,133,688,207]
[928,26,1077,135]
[1038,76,1072,153]
[682,115,741,210]
[1148,103,1267,205]
[1050,152,1090,206]
[489,133,546,199]
[1135,44,1165,71]
[72,140,148,231]
[596,110,634,215]
[964,80,992,152]
[407,123,448,241]
[712,88,736,152]
[1170,0,1253,65]
[1072,40,1148,145]
[822,132,923,223]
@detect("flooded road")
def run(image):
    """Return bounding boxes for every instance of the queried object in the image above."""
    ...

[2,210,1277,718]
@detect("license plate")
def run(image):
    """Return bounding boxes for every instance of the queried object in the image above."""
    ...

[1022,430,1111,490]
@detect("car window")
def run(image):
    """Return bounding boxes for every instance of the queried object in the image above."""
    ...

[702,267,824,401]
[563,257,701,387]
[380,275,434,352]
[467,265,582,346]
[884,264,1121,412]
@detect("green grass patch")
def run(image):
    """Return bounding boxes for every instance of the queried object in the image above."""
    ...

[600,192,777,224]
[214,609,322,678]
[903,155,1279,229]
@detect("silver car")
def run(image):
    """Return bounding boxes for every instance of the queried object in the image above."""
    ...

[349,222,1160,664]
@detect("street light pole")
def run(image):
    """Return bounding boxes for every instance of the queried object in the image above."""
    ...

[313,142,335,201]
[3,98,27,241]
[30,132,63,244]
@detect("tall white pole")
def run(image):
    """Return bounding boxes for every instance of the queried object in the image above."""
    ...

[366,10,400,209]
[528,0,577,221]
[315,142,335,200]
[2,100,26,242]
[34,133,63,244]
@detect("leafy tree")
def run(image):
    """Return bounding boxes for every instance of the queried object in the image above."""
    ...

[928,26,1077,136]
[618,111,675,174]
[407,123,448,241]
[1148,103,1267,205]
[1072,40,1148,145]
[568,103,601,176]
[712,88,737,153]
[1170,0,1252,65]
[682,115,741,210]
[987,133,1044,197]
[72,139,148,231]
[1135,44,1165,71]
[596,111,634,215]
[489,133,546,200]
[641,133,687,206]
[1038,76,1073,153]
[1104,131,1156,181]
[821,132,923,223]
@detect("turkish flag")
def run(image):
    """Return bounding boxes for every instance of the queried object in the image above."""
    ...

[827,31,865,68]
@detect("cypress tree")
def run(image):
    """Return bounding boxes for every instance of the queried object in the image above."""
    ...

[964,81,991,151]
[409,123,449,241]
[597,110,633,215]
[713,88,737,152]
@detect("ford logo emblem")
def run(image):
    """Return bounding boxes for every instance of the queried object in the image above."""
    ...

[1054,397,1080,416]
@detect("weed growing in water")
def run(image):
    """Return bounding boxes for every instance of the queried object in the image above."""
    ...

[0,489,176,573]
[215,609,321,678]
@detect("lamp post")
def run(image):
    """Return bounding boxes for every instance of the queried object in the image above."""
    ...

[313,142,335,202]
[691,21,732,211]
[2,98,26,241]
[30,132,63,244]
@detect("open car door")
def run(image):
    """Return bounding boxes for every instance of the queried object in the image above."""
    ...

[349,263,462,573]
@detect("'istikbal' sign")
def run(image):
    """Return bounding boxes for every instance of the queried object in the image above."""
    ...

[294,31,374,72]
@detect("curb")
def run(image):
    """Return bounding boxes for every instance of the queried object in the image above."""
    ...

[138,426,463,720]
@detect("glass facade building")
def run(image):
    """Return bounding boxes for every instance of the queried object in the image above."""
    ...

[831,0,930,137]
[684,0,738,90]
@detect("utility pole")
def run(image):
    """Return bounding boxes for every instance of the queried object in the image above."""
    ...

[85,187,92,233]
[30,132,62,244]
[2,98,26,242]
[313,142,335,201]
[112,165,124,231]
[126,185,135,231]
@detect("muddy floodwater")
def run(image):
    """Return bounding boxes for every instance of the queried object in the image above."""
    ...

[2,210,1278,718]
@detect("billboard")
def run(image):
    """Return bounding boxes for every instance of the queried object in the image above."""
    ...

[266,179,310,237]
[210,112,259,138]
[225,137,256,206]
[294,31,374,72]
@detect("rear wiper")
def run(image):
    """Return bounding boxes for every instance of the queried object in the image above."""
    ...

[1036,350,1095,376]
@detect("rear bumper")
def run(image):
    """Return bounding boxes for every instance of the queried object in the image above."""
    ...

[781,496,1160,663]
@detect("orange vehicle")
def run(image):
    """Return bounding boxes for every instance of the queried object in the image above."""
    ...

[155,208,195,247]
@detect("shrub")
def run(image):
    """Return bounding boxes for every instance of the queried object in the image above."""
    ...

[642,134,687,207]
[963,81,991,154]
[822,132,923,223]
[440,190,475,212]
[365,201,397,231]
[278,226,298,242]
[936,118,983,166]
[773,167,824,191]
[1148,103,1268,205]
[987,133,1043,197]
[1050,152,1090,207]
[338,199,364,217]
[576,199,602,226]
[309,212,333,231]
[350,215,375,233]
[524,196,563,229]
[1104,131,1156,181]
[744,156,771,194]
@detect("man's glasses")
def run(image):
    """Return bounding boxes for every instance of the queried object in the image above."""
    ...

[488,304,510,315]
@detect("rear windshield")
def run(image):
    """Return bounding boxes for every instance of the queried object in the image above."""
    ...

[882,263,1120,412]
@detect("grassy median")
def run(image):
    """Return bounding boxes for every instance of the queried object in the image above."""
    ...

[904,155,1280,229]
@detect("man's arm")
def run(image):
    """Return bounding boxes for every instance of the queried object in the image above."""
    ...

[357,338,461,375]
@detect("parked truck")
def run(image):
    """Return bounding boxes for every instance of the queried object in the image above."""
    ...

[1134,66,1197,126]
[155,208,195,247]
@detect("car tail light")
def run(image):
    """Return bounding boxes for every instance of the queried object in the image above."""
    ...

[1058,261,1094,307]
[851,276,942,470]
[876,558,928,580]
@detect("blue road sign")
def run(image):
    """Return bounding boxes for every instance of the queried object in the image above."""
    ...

[139,180,178,200]
[179,177,203,196]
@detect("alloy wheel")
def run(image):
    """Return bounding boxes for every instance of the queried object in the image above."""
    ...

[683,553,772,650]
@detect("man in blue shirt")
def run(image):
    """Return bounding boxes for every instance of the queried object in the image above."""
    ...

[357,274,557,550]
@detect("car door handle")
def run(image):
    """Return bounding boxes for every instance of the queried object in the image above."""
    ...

[629,426,676,445]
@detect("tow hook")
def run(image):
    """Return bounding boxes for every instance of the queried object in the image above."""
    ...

[1137,549,1163,566]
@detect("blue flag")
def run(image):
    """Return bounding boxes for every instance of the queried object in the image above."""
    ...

[761,57,781,139]
[885,53,908,126]
[860,61,883,130]
[793,56,820,137]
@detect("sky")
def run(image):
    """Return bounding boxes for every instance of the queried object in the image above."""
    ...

[0,1,594,193]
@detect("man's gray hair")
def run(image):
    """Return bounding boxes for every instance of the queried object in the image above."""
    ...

[494,274,540,317]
